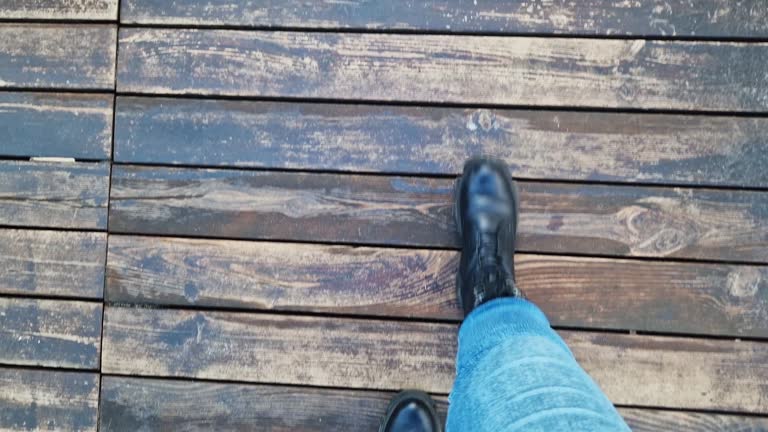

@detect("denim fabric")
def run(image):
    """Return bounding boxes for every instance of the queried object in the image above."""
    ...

[447,298,630,432]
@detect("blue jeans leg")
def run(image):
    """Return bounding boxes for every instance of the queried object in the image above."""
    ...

[446,298,631,432]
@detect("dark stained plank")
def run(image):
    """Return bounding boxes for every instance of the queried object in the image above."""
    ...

[120,0,768,38]
[117,29,768,112]
[621,408,768,432]
[0,298,101,369]
[0,368,99,432]
[0,92,112,160]
[106,235,768,338]
[114,97,768,187]
[101,306,768,413]
[100,377,768,432]
[0,24,116,90]
[0,229,105,299]
[0,161,109,229]
[99,377,447,432]
[0,0,117,20]
[109,166,768,263]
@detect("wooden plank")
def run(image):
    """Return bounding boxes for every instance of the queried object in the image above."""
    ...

[100,377,768,432]
[101,306,768,413]
[99,376,446,432]
[106,235,768,338]
[115,97,768,187]
[109,166,768,263]
[0,297,101,369]
[0,24,116,90]
[0,92,112,160]
[120,0,768,39]
[0,161,109,229]
[117,29,768,112]
[0,229,105,299]
[0,367,99,432]
[0,0,117,20]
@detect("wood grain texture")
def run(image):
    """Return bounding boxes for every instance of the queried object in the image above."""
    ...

[120,0,768,38]
[0,24,116,90]
[0,298,101,369]
[100,377,768,432]
[117,29,768,112]
[106,235,768,337]
[621,408,768,432]
[0,229,105,298]
[101,306,768,413]
[114,97,768,187]
[0,0,117,20]
[0,92,112,160]
[0,368,99,432]
[0,161,109,229]
[99,377,447,432]
[109,165,768,263]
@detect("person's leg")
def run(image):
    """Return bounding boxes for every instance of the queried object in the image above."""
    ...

[447,158,629,431]
[447,298,629,431]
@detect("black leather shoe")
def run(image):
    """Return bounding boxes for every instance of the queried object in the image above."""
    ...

[455,158,524,317]
[379,390,442,432]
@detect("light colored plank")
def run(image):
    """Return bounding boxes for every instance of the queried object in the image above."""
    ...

[107,235,768,337]
[0,229,105,298]
[0,0,117,20]
[120,0,768,38]
[0,297,101,369]
[0,367,99,432]
[117,29,768,111]
[0,161,109,229]
[115,97,768,187]
[102,306,768,413]
[0,24,116,90]
[109,166,768,263]
[0,92,112,160]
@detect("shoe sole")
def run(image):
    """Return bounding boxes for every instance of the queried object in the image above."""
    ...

[453,159,519,314]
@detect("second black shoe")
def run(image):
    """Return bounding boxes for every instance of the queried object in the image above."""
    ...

[379,390,442,432]
[455,158,524,317]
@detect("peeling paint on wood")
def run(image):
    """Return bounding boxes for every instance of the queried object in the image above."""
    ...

[101,305,768,413]
[0,297,102,369]
[0,0,117,20]
[119,0,768,38]
[0,24,116,90]
[106,235,768,337]
[0,161,109,229]
[0,229,106,298]
[0,92,113,160]
[109,165,768,263]
[0,368,99,432]
[117,29,768,111]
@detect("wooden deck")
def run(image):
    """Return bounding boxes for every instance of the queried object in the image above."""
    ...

[1,1,768,430]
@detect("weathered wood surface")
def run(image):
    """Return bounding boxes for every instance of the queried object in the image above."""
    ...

[99,377,446,432]
[101,306,768,413]
[0,368,99,432]
[0,92,112,160]
[621,408,768,432]
[117,29,768,112]
[120,0,768,38]
[0,24,116,90]
[0,297,101,369]
[0,161,109,229]
[100,377,768,432]
[114,97,768,187]
[107,235,768,337]
[0,0,118,20]
[109,166,768,263]
[0,229,105,298]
